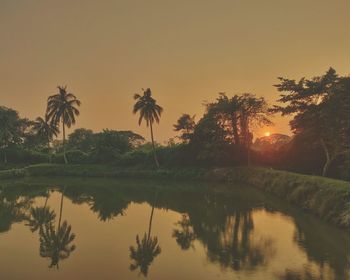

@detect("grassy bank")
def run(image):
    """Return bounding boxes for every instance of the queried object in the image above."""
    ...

[0,164,206,180]
[1,163,350,229]
[206,167,350,228]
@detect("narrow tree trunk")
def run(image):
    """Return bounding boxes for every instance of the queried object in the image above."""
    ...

[48,139,52,163]
[320,138,332,177]
[147,192,158,241]
[231,114,240,147]
[150,122,160,168]
[4,150,7,164]
[44,195,49,208]
[58,191,64,230]
[62,120,68,164]
[322,159,332,177]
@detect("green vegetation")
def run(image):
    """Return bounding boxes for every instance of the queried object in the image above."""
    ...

[1,69,350,180]
[207,167,350,228]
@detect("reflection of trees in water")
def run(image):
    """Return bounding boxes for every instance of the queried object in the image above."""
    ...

[172,214,196,250]
[292,218,350,280]
[129,193,161,277]
[38,191,76,269]
[64,186,129,222]
[2,182,350,278]
[0,187,32,233]
[277,265,333,280]
[169,192,275,271]
[88,194,128,221]
[206,211,276,271]
[39,220,76,268]
[26,193,55,233]
[129,233,161,276]
[27,206,56,233]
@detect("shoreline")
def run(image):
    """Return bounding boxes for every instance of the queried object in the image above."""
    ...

[1,163,350,229]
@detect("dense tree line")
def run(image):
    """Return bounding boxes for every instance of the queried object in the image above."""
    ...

[0,68,349,179]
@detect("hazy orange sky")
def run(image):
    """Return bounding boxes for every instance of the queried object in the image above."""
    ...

[1,0,350,142]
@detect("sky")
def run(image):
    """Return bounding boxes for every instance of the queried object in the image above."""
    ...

[1,0,350,142]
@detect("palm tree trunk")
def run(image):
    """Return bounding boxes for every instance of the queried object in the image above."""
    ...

[150,122,159,168]
[147,192,158,241]
[62,120,68,164]
[58,191,64,230]
[48,139,52,163]
[44,195,49,208]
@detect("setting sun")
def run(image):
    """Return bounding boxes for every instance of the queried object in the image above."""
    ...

[264,132,271,137]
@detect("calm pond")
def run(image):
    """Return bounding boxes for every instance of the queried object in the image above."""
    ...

[0,177,349,280]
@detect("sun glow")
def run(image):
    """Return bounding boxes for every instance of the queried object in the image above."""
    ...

[264,132,271,137]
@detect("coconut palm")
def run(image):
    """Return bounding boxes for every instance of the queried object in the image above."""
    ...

[33,115,60,162]
[133,88,163,168]
[129,193,161,276]
[47,86,81,164]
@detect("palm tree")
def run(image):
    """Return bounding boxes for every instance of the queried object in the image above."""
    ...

[33,115,60,162]
[129,193,161,276]
[47,86,81,164]
[133,88,163,168]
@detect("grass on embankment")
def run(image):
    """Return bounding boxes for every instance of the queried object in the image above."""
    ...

[205,167,350,228]
[1,163,350,229]
[0,163,206,180]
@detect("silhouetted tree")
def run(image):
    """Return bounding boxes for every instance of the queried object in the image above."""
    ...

[47,86,81,164]
[32,115,59,162]
[0,107,29,163]
[237,93,272,164]
[273,68,350,176]
[174,114,196,142]
[133,88,163,168]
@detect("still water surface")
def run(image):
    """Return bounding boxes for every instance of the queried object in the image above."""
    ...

[0,177,349,280]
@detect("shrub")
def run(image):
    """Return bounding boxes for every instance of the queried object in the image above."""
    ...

[52,150,90,164]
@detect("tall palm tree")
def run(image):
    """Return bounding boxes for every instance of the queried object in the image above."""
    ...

[33,115,60,162]
[133,88,163,168]
[129,193,161,276]
[47,86,81,164]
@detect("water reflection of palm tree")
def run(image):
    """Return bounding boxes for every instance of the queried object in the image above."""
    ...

[129,193,161,277]
[26,192,56,233]
[39,190,76,269]
[172,214,196,250]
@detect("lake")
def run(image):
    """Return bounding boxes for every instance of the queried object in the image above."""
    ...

[0,177,349,280]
